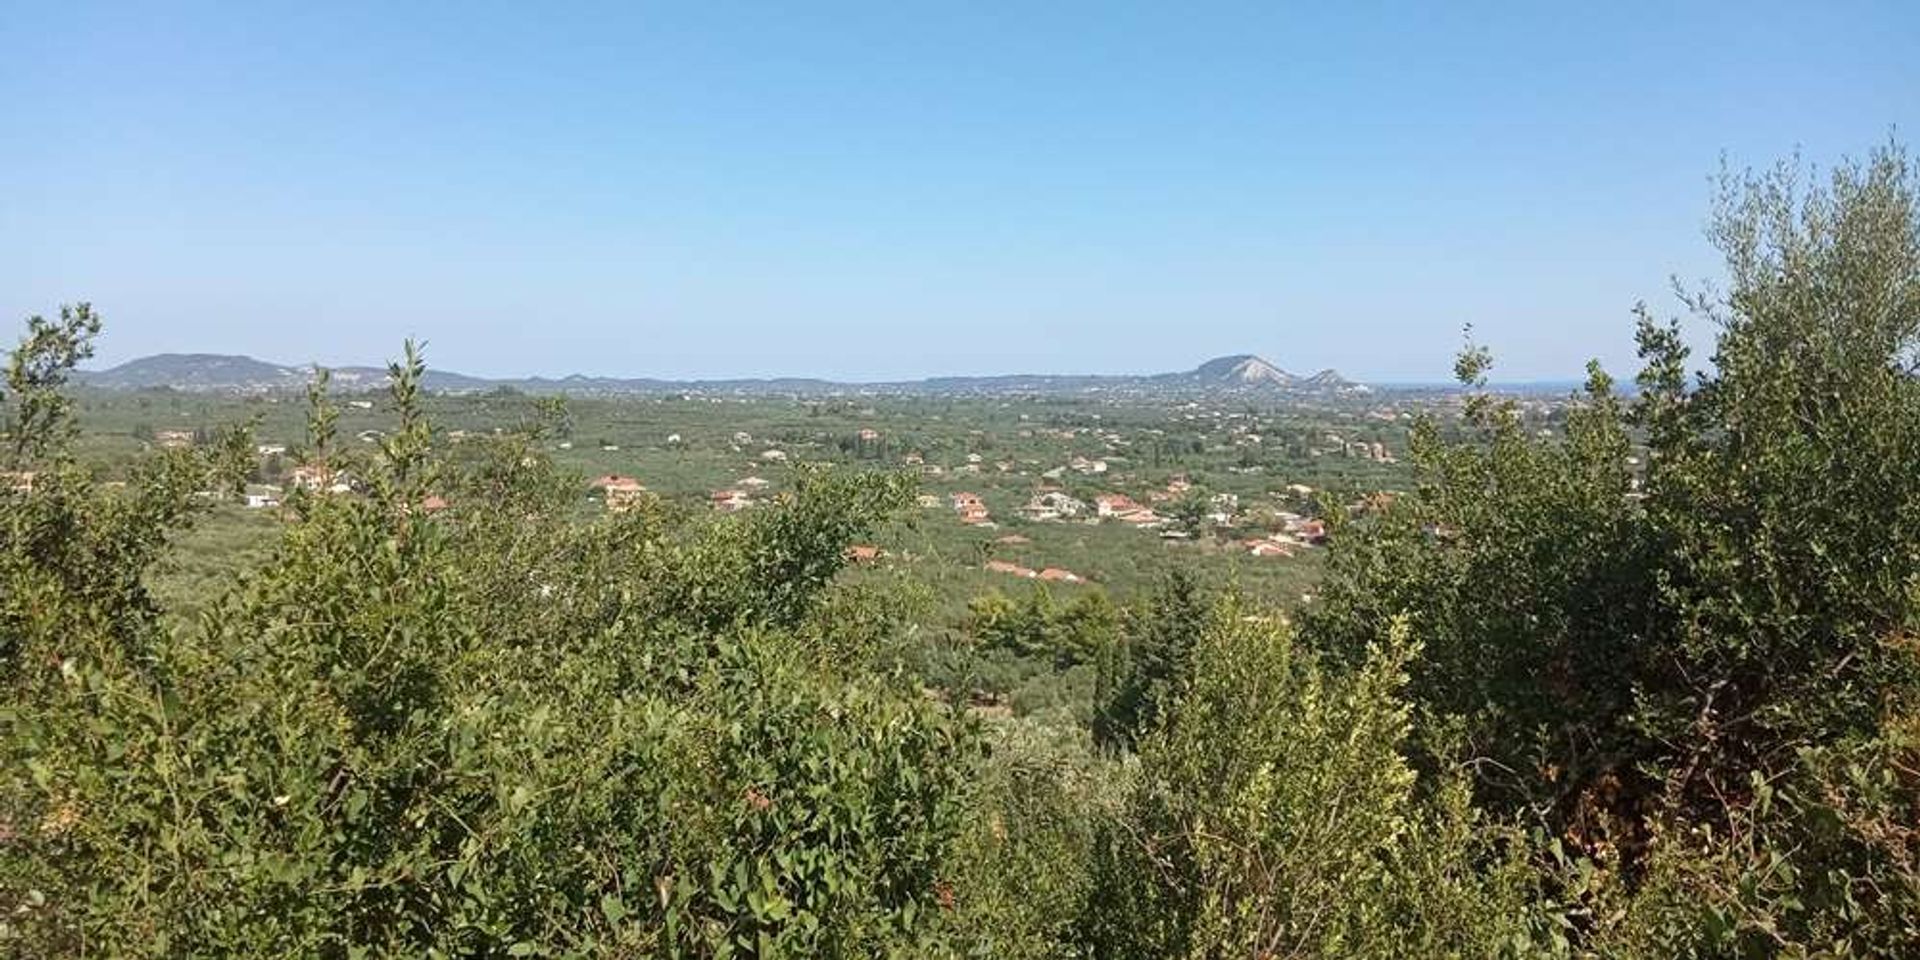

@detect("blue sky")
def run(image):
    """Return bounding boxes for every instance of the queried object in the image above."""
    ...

[3,2,1915,382]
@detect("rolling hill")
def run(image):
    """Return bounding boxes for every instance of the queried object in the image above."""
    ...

[76,353,1364,397]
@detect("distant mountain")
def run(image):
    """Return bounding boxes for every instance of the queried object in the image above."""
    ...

[76,353,1365,398]
[74,355,503,394]
[79,354,310,391]
[1181,354,1299,388]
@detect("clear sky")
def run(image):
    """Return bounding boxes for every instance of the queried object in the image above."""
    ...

[4,2,1916,382]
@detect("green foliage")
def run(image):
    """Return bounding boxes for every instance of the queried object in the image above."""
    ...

[1306,348,1651,824]
[939,719,1122,960]
[1093,570,1208,751]
[1,328,976,956]
[1629,146,1920,815]
[5,140,1917,957]
[965,587,1116,669]
[1305,143,1920,951]
[1576,729,1920,958]
[1086,604,1547,957]
[3,302,102,466]
[0,307,253,686]
[1164,489,1210,536]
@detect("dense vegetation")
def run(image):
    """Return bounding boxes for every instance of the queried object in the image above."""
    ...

[1302,145,1920,955]
[4,144,1916,957]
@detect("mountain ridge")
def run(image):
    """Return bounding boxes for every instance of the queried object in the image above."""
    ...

[76,353,1365,397]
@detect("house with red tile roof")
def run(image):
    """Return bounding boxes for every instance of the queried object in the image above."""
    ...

[589,474,647,512]
[711,488,753,512]
[950,491,992,524]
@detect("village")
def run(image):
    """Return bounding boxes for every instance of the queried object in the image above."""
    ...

[57,382,1525,618]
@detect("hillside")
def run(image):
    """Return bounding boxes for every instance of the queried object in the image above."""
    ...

[76,352,1365,397]
[1183,354,1297,387]
[77,353,308,391]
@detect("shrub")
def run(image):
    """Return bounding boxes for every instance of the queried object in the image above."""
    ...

[1305,143,1920,951]
[939,718,1122,960]
[1,328,978,956]
[1086,602,1547,957]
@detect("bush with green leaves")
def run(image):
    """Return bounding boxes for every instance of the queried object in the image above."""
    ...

[963,585,1117,671]
[2,325,977,956]
[1573,730,1920,958]
[937,717,1122,960]
[1304,144,1920,953]
[1092,569,1209,751]
[1085,602,1548,957]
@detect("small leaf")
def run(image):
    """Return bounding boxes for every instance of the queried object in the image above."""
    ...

[600,893,628,925]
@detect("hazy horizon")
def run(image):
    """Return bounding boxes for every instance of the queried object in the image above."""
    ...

[7,3,1917,382]
[79,346,1596,389]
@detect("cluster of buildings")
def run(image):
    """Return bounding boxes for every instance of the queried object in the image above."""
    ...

[1018,490,1087,522]
[1237,513,1328,558]
[590,472,778,514]
[1093,493,1164,528]
[952,464,1342,568]
[1009,475,1222,533]
[1316,433,1394,462]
